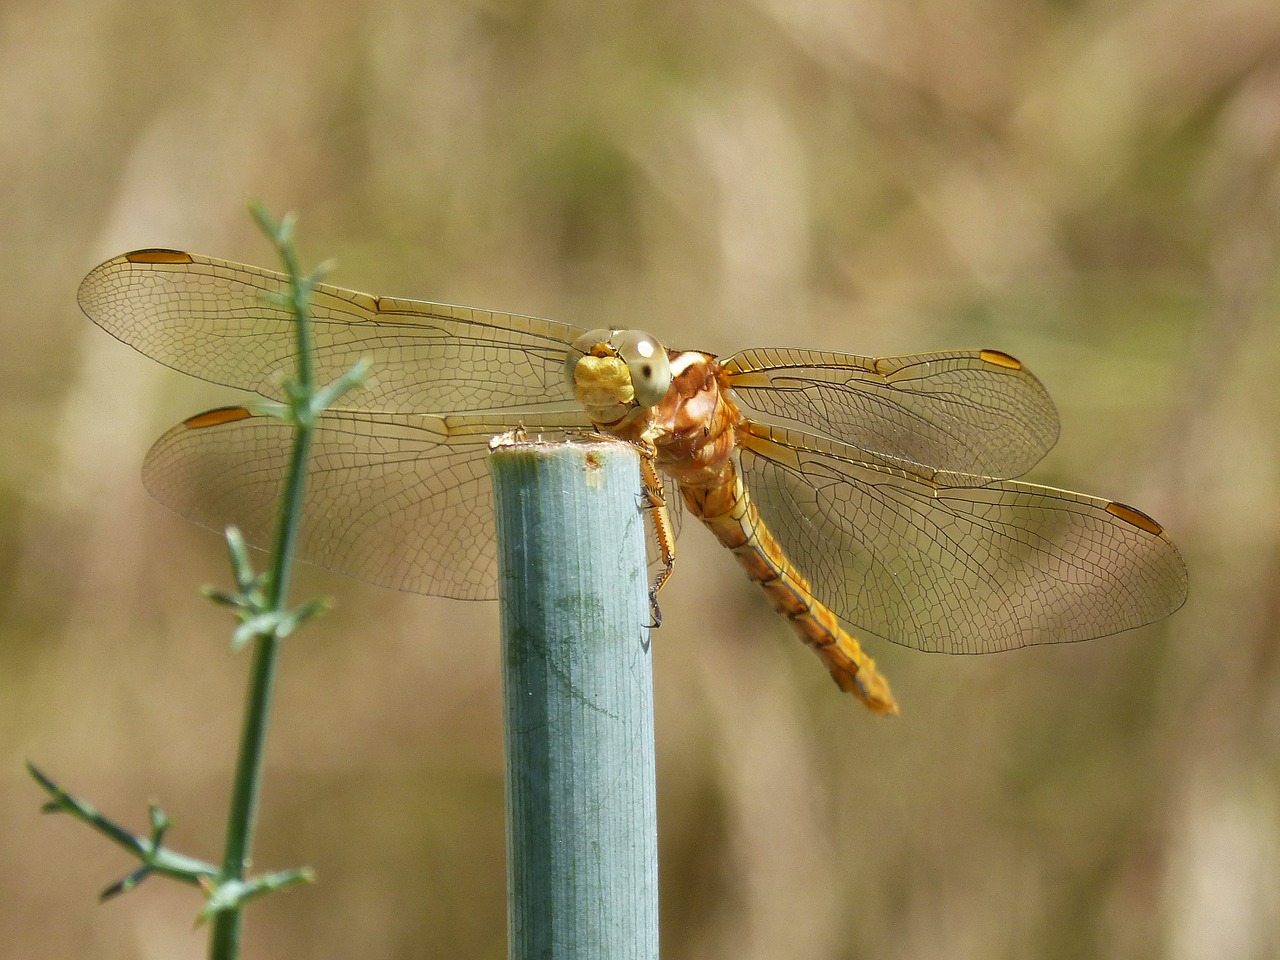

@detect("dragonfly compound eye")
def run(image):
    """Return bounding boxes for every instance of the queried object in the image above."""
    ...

[611,330,672,408]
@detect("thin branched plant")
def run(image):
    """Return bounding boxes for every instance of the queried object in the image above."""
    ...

[29,204,363,960]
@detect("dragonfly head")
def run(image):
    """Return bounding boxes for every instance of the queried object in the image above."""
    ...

[565,329,673,418]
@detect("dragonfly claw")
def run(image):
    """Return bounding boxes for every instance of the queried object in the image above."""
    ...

[646,587,663,630]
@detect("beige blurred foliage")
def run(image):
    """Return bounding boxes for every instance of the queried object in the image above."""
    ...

[3,0,1277,958]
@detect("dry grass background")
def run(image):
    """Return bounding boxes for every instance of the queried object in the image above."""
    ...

[3,0,1278,957]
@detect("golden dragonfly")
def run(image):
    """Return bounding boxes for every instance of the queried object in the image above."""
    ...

[79,250,1188,714]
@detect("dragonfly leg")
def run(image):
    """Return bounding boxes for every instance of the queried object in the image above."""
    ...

[573,433,674,627]
[638,448,676,629]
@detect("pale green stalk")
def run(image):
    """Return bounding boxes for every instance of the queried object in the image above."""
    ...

[489,439,659,960]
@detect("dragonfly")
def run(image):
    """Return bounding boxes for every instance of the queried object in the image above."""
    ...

[79,249,1188,714]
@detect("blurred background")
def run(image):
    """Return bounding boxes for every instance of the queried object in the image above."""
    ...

[3,0,1277,957]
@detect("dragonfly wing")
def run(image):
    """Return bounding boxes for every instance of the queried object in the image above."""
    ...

[143,407,592,599]
[737,422,1188,654]
[79,250,585,414]
[721,347,1059,480]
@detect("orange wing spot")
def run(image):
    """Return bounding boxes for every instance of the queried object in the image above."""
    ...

[125,249,195,264]
[1106,501,1164,536]
[979,349,1022,370]
[183,406,253,430]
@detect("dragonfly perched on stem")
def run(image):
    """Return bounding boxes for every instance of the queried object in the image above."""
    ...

[79,250,1188,714]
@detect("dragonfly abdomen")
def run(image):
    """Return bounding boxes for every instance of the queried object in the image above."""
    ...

[680,471,899,715]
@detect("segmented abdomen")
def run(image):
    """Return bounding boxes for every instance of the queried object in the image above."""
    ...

[679,468,899,715]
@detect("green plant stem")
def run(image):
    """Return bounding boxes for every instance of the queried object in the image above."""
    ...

[208,207,319,960]
[206,634,280,959]
[31,204,336,953]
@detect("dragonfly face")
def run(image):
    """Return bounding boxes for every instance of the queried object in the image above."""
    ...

[564,328,673,421]
[78,249,1189,713]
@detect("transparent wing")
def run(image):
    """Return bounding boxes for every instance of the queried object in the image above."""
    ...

[78,250,585,415]
[737,422,1188,654]
[722,347,1060,480]
[143,407,592,599]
